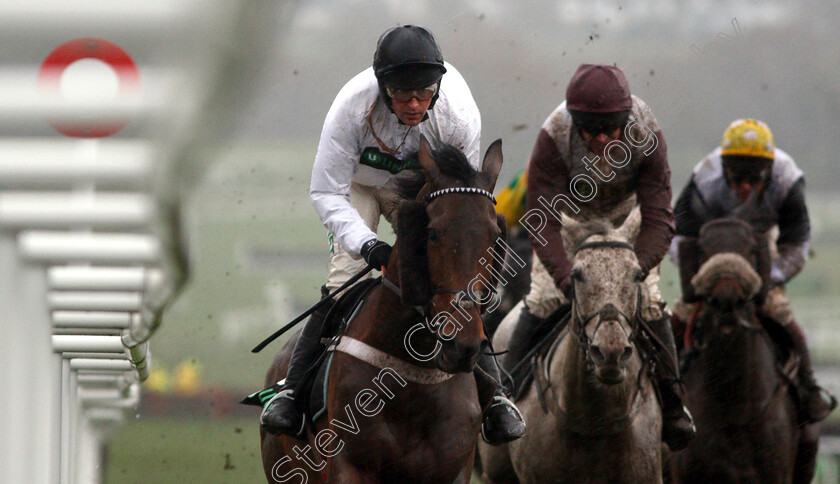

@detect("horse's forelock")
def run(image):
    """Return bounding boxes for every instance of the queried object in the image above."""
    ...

[394,143,478,202]
[432,143,477,186]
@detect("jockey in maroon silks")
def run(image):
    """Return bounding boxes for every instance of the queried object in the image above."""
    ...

[500,63,696,451]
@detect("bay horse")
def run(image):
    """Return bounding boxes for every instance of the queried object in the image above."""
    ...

[260,136,504,483]
[480,205,664,484]
[669,218,813,483]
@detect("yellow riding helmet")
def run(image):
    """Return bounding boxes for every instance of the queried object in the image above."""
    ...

[720,119,775,160]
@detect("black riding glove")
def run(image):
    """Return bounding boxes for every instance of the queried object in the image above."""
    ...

[361,239,393,270]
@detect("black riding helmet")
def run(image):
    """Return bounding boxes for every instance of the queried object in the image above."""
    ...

[373,25,447,110]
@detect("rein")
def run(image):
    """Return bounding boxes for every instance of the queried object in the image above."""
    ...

[532,238,652,429]
[685,302,796,426]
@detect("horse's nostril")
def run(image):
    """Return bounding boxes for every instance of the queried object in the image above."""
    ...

[619,346,633,362]
[590,346,605,363]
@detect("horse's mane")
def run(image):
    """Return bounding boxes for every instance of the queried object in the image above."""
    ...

[395,142,479,200]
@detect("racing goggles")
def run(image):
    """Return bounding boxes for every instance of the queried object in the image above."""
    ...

[570,110,630,136]
[385,83,439,103]
[725,166,770,185]
[723,156,772,184]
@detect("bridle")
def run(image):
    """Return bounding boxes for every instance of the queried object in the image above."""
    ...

[568,239,643,364]
[385,185,499,333]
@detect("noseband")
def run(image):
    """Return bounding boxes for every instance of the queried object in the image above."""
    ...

[569,239,642,362]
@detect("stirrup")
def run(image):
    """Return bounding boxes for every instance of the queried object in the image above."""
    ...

[260,389,306,437]
[481,395,526,445]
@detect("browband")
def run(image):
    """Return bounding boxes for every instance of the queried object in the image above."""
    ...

[576,240,635,252]
[424,187,496,205]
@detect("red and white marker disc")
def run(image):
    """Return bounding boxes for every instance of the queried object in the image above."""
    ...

[38,38,140,138]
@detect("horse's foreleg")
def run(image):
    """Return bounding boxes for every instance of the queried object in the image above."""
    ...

[451,447,476,484]
[326,456,378,484]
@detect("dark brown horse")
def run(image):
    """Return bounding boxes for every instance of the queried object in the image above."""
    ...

[669,218,816,483]
[260,136,504,483]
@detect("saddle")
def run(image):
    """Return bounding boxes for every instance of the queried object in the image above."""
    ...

[241,277,381,431]
[295,278,381,430]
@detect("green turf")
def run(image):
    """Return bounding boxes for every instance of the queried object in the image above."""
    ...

[103,416,484,483]
[103,415,837,483]
[104,417,265,484]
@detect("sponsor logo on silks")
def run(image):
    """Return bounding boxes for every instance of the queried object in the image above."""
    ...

[360,148,419,174]
[328,232,335,255]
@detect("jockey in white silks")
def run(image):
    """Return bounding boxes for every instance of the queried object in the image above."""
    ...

[259,25,525,445]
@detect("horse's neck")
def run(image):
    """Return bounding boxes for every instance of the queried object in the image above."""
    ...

[346,270,440,369]
[551,334,641,421]
[698,324,779,413]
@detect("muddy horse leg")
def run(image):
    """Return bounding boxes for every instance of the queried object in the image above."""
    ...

[793,423,819,484]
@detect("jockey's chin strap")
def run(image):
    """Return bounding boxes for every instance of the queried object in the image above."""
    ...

[383,185,498,333]
[568,239,642,360]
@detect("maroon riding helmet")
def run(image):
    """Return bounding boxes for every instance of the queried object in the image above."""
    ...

[566,63,632,130]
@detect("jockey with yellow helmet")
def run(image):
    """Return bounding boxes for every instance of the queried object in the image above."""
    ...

[670,119,837,424]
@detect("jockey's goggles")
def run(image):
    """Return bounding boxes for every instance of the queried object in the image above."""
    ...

[725,166,770,185]
[385,83,439,103]
[570,109,630,136]
[723,156,772,184]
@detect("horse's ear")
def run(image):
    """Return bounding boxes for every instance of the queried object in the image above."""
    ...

[397,201,432,305]
[417,135,441,181]
[560,211,585,251]
[614,205,642,243]
[479,139,503,191]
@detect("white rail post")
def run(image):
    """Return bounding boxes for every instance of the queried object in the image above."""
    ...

[0,233,55,484]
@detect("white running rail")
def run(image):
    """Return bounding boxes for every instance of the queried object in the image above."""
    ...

[0,1,279,483]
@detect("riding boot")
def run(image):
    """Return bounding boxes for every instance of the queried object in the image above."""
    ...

[646,314,697,451]
[474,352,526,445]
[500,306,543,390]
[261,286,334,436]
[786,318,837,423]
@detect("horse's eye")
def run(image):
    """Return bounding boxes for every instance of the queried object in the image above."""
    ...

[428,228,440,243]
[634,269,644,282]
[571,268,583,282]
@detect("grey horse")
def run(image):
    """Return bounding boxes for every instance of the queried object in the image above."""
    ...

[479,206,664,484]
